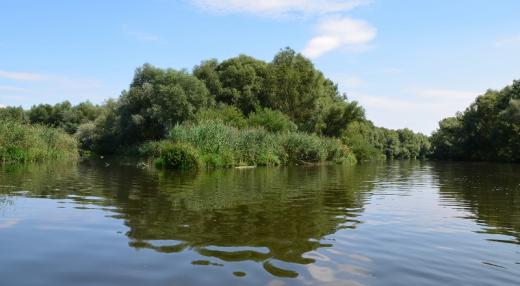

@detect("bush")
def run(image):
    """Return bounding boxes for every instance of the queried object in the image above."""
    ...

[0,119,78,163]
[75,122,97,150]
[322,137,357,164]
[248,108,297,133]
[277,132,326,163]
[194,105,248,129]
[0,106,27,123]
[165,120,354,168]
[155,142,201,170]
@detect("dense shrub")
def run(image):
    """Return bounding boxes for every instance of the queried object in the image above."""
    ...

[278,132,326,163]
[28,101,102,134]
[194,105,248,128]
[247,108,297,133]
[164,121,355,169]
[75,122,97,151]
[155,142,201,170]
[0,106,27,123]
[0,119,78,163]
[342,121,430,161]
[431,80,520,162]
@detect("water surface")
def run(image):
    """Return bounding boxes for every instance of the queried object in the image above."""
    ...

[0,160,519,285]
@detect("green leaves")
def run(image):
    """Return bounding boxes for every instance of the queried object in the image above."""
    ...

[431,80,520,162]
[116,64,213,144]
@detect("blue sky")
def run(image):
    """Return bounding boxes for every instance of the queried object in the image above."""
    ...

[1,0,519,134]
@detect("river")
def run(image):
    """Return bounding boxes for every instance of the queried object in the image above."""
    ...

[0,160,519,285]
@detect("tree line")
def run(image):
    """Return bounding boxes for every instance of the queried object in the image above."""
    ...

[431,80,520,162]
[1,48,432,166]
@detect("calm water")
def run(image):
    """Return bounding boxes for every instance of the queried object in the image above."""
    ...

[0,160,519,286]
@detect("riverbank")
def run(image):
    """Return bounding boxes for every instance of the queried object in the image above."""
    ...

[120,120,357,170]
[0,119,77,164]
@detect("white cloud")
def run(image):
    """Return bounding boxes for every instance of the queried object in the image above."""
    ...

[0,104,5,108]
[407,88,477,100]
[0,69,109,107]
[494,34,520,48]
[0,69,101,88]
[0,86,32,93]
[0,70,50,81]
[348,88,478,134]
[302,17,376,58]
[190,0,370,17]
[343,76,365,88]
[331,74,365,88]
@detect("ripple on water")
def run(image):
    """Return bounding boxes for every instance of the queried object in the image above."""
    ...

[0,161,519,285]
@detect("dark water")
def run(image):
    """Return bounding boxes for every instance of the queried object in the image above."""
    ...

[0,160,519,286]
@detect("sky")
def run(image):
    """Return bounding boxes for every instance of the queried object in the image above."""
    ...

[1,0,519,134]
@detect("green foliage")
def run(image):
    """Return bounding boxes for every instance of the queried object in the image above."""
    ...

[165,120,354,169]
[343,121,384,161]
[247,108,297,133]
[194,104,248,128]
[277,132,326,163]
[12,48,433,165]
[0,106,27,123]
[74,122,97,151]
[322,101,365,137]
[194,55,267,115]
[0,119,78,163]
[431,80,520,162]
[155,142,201,170]
[343,121,430,161]
[263,48,343,132]
[28,101,102,134]
[194,48,364,135]
[116,64,213,144]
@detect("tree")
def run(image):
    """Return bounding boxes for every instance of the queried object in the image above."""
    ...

[322,100,365,137]
[263,48,342,133]
[194,55,267,114]
[431,80,520,162]
[0,106,27,123]
[28,101,103,134]
[116,64,213,143]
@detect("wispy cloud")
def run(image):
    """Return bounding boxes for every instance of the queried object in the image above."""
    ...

[331,74,366,88]
[494,34,520,48]
[190,0,370,17]
[380,67,402,75]
[348,88,479,133]
[0,85,32,93]
[189,1,375,58]
[122,25,160,42]
[0,69,109,107]
[0,70,50,81]
[302,16,376,58]
[406,88,478,100]
[0,69,101,87]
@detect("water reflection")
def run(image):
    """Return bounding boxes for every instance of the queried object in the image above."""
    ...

[434,162,520,244]
[0,160,381,278]
[1,160,519,285]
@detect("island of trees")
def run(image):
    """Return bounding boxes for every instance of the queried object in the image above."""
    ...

[1,48,518,168]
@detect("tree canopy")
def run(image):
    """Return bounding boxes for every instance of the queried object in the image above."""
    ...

[431,80,520,162]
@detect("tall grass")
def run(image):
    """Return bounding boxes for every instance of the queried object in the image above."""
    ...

[0,119,78,164]
[148,120,356,169]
